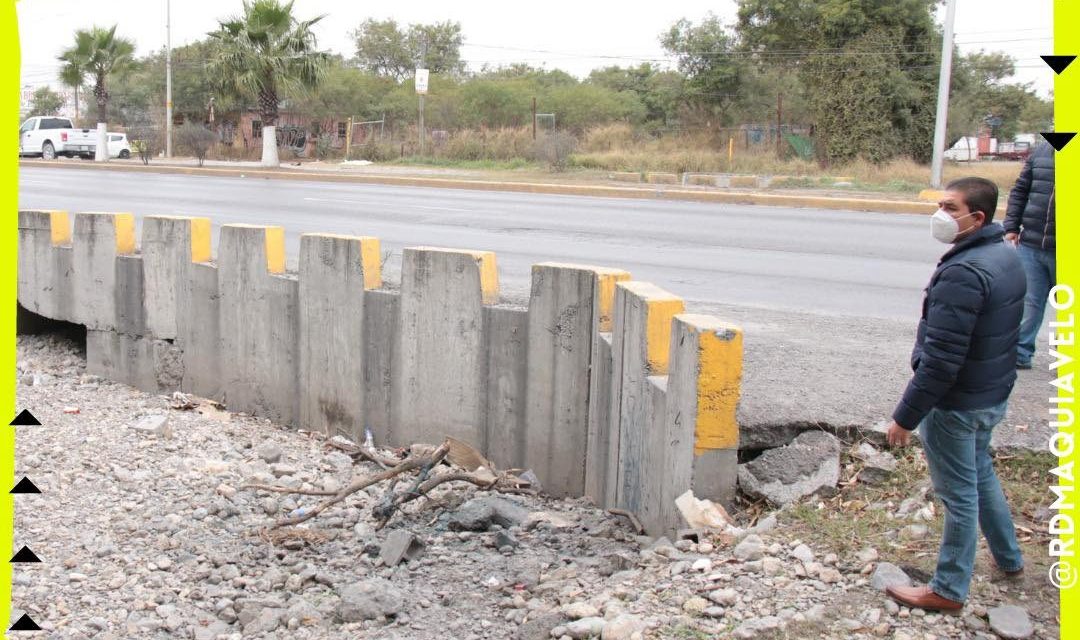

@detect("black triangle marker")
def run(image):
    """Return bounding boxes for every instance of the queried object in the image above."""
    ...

[8,614,41,631]
[10,478,41,494]
[1041,132,1077,151]
[10,546,41,563]
[1041,55,1076,74]
[10,410,41,426]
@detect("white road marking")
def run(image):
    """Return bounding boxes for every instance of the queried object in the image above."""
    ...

[303,197,471,213]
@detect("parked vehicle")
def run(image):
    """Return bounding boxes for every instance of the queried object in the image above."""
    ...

[107,133,131,159]
[943,134,1035,162]
[943,136,979,162]
[19,116,97,159]
[985,141,1031,161]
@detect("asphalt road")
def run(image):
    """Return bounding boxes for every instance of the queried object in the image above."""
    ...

[17,165,1052,450]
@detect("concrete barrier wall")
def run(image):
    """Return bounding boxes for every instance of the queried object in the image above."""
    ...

[16,209,744,536]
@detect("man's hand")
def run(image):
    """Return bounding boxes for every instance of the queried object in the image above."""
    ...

[1005,232,1019,246]
[886,420,912,448]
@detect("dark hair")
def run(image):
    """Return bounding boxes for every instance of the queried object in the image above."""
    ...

[945,177,998,222]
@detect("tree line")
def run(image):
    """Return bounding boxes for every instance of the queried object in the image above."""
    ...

[37,0,1051,167]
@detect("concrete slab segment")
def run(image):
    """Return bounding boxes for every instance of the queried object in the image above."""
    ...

[113,255,146,335]
[87,329,183,393]
[392,247,498,449]
[483,306,528,470]
[609,281,684,513]
[218,224,300,425]
[179,262,222,401]
[72,212,135,330]
[363,289,398,446]
[299,233,381,441]
[664,314,745,519]
[584,333,614,505]
[17,210,73,322]
[141,216,212,340]
[524,263,622,497]
[639,375,669,535]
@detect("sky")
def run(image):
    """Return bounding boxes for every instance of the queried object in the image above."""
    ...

[18,0,1055,98]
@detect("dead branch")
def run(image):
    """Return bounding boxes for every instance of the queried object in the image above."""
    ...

[608,508,645,535]
[242,484,338,496]
[325,438,398,469]
[250,437,541,531]
[268,441,451,528]
[374,470,537,528]
[373,443,452,526]
[352,446,392,469]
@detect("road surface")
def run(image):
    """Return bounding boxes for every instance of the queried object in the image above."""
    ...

[18,166,1051,450]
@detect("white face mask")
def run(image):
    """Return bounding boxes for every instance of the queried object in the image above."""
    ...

[930,208,974,244]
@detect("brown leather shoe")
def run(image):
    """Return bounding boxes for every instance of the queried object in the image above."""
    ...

[885,585,963,612]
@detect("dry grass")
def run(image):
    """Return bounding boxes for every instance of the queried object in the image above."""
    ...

[570,124,1025,194]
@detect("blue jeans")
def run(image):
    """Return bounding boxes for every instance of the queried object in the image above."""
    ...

[1016,243,1056,365]
[919,400,1023,603]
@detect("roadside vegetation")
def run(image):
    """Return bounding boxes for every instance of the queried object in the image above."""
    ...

[44,0,1048,182]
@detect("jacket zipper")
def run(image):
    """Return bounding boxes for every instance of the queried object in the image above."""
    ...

[1042,186,1054,250]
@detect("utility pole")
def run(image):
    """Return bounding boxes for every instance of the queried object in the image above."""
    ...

[166,0,173,158]
[776,92,783,158]
[929,0,957,189]
[418,38,427,157]
[532,97,537,140]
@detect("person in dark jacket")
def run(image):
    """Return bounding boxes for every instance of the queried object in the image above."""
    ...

[1003,141,1056,368]
[885,177,1027,612]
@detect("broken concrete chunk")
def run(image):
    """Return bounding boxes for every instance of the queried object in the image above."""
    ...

[737,431,842,506]
[336,578,404,621]
[675,489,733,530]
[130,414,172,438]
[449,496,530,531]
[854,442,898,485]
[380,529,425,567]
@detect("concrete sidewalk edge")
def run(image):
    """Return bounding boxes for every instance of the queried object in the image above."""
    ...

[20,159,939,215]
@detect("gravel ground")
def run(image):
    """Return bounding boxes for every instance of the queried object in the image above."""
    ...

[12,334,1056,639]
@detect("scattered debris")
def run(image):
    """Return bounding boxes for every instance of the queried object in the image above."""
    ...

[674,489,735,531]
[379,529,425,567]
[738,431,842,505]
[246,439,536,530]
[988,605,1035,639]
[852,442,898,485]
[130,414,173,438]
[607,508,645,535]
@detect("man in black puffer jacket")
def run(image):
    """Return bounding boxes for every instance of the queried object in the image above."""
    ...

[1003,141,1055,368]
[884,177,1027,613]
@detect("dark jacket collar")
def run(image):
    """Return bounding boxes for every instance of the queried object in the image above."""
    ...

[939,223,1005,264]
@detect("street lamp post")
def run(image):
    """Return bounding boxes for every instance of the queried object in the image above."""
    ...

[929,0,957,189]
[166,0,173,158]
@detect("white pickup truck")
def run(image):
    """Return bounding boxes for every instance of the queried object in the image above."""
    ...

[19,116,99,160]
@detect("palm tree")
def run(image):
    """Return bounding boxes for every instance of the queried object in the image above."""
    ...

[57,51,85,124]
[208,0,329,167]
[59,25,135,161]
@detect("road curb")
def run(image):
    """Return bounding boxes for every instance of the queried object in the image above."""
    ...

[20,159,939,215]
